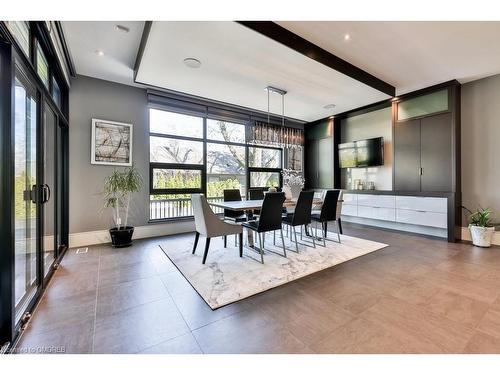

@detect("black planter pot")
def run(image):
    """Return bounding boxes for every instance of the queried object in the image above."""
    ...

[109,226,134,248]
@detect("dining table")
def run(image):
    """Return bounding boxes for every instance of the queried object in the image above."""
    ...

[209,197,336,247]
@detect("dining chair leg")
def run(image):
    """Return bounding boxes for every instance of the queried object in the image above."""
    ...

[258,233,264,264]
[280,229,287,258]
[300,226,303,241]
[323,222,326,247]
[338,218,343,234]
[293,226,299,252]
[223,235,227,248]
[262,233,265,248]
[234,234,237,246]
[239,232,243,257]
[311,226,316,248]
[273,230,276,246]
[324,222,328,238]
[335,220,341,243]
[192,231,200,254]
[202,237,211,264]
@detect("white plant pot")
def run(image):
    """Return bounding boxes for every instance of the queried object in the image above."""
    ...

[469,225,495,248]
[289,184,303,199]
[282,185,292,200]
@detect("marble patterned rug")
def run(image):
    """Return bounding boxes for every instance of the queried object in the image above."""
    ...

[159,233,388,309]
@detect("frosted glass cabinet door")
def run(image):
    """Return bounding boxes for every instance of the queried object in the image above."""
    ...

[318,137,333,188]
[397,89,448,121]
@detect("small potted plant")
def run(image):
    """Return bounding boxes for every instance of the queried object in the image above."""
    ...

[462,206,497,248]
[103,166,142,247]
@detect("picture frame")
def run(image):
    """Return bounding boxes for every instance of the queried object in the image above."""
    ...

[91,118,133,166]
[286,146,303,172]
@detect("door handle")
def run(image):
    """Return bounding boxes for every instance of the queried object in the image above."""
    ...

[42,184,51,204]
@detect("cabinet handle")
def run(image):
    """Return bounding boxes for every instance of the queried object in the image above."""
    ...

[419,167,423,175]
[416,210,426,213]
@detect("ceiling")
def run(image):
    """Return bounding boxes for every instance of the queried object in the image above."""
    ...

[277,21,500,95]
[135,22,389,122]
[62,21,500,122]
[62,21,145,86]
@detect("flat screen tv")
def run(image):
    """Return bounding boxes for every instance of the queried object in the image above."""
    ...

[338,137,384,168]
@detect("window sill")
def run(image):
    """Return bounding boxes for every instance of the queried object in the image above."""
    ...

[148,216,194,224]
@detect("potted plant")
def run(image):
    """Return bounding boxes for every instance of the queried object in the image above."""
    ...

[462,206,497,248]
[103,166,142,247]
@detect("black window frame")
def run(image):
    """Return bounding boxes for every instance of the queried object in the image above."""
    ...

[247,144,283,192]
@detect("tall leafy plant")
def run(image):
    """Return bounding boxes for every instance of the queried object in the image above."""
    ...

[103,167,142,229]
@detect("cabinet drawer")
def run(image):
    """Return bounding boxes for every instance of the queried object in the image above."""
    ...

[358,206,396,222]
[342,193,357,205]
[395,196,447,213]
[341,204,357,216]
[357,194,396,209]
[396,209,447,228]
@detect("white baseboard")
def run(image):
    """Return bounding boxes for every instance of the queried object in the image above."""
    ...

[69,220,195,248]
[460,226,500,246]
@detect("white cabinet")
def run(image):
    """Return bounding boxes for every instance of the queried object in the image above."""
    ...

[340,192,448,232]
[396,209,447,228]
[341,204,357,216]
[395,196,447,213]
[358,206,396,222]
[342,193,357,205]
[357,194,396,209]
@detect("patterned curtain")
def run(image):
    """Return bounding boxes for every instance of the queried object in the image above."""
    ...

[248,121,304,147]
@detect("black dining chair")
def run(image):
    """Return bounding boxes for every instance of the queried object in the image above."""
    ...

[242,192,286,264]
[282,190,315,252]
[223,189,247,247]
[311,189,341,245]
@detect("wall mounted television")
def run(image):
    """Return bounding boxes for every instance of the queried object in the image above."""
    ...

[338,137,384,168]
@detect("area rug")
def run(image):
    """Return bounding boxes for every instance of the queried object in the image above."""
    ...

[159,233,388,309]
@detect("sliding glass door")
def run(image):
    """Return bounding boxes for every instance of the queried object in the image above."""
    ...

[13,70,39,322]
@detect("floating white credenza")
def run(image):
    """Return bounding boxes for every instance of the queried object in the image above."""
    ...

[341,192,448,238]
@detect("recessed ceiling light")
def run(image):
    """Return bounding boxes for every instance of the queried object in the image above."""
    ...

[115,24,130,33]
[94,50,104,56]
[323,104,336,109]
[344,34,351,41]
[183,58,202,69]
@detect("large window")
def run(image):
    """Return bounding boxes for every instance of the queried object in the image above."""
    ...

[149,109,283,220]
[248,146,282,189]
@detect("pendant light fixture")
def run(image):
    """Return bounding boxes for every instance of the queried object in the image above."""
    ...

[265,86,287,147]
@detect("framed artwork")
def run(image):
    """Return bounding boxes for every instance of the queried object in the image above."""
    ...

[286,146,303,172]
[91,119,133,166]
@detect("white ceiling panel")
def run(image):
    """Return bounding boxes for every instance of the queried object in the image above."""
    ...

[277,21,500,94]
[135,21,390,122]
[63,21,145,86]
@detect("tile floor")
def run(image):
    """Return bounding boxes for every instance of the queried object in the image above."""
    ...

[14,223,500,353]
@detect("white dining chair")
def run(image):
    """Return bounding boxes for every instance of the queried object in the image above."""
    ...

[191,194,243,264]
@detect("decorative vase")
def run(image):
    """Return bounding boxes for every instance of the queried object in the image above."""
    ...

[289,184,303,199]
[469,225,495,248]
[282,185,292,200]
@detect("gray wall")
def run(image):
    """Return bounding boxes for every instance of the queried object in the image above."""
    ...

[461,73,500,216]
[69,75,150,233]
[340,107,393,190]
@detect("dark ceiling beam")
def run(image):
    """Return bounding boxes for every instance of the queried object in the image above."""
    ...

[133,21,152,82]
[237,21,396,97]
